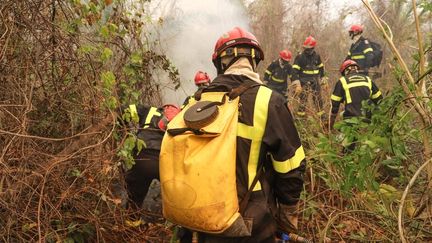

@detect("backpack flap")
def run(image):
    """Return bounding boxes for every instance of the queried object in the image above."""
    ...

[160,91,243,234]
[166,92,237,135]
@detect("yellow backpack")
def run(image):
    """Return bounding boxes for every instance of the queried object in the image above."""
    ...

[160,84,256,236]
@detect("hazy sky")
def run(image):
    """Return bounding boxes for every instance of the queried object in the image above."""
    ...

[155,0,364,105]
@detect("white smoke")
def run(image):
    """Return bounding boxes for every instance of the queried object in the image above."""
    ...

[149,0,250,105]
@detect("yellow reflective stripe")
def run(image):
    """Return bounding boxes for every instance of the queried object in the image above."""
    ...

[129,104,139,123]
[351,55,365,59]
[293,64,301,70]
[143,107,161,128]
[251,48,255,58]
[265,70,272,75]
[371,90,382,99]
[340,77,351,104]
[366,76,372,91]
[234,47,238,57]
[363,48,373,54]
[271,145,305,173]
[237,86,272,191]
[347,82,370,89]
[271,76,285,82]
[303,70,319,75]
[318,63,324,68]
[331,94,342,102]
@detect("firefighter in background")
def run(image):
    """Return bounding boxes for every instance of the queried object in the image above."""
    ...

[119,104,180,209]
[263,50,293,100]
[178,26,306,242]
[346,24,374,75]
[329,60,382,151]
[291,36,328,117]
[182,71,211,108]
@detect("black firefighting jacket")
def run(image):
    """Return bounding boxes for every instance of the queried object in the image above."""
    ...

[346,36,374,70]
[120,104,165,150]
[330,73,382,118]
[263,59,293,96]
[200,74,306,239]
[292,50,324,82]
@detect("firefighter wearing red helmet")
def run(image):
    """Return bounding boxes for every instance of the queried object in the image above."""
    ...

[194,71,211,87]
[346,24,374,75]
[176,27,306,242]
[329,59,382,151]
[292,35,327,117]
[182,71,212,109]
[263,49,293,100]
[117,103,180,209]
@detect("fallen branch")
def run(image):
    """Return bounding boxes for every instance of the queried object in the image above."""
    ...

[398,158,432,243]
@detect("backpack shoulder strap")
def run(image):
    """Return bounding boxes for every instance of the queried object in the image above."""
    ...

[239,161,264,214]
[228,82,261,100]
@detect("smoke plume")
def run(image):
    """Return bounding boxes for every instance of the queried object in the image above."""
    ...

[151,0,250,105]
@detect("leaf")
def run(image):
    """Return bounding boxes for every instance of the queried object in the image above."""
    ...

[364,140,377,149]
[130,52,142,65]
[101,71,116,88]
[22,223,37,232]
[100,25,109,38]
[125,219,144,227]
[136,138,146,153]
[70,168,82,177]
[100,47,113,62]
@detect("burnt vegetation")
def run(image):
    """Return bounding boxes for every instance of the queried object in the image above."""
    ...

[0,0,431,242]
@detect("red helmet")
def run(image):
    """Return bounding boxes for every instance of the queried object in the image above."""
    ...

[212,27,264,73]
[340,59,359,75]
[303,36,317,48]
[349,24,363,34]
[158,104,181,131]
[279,50,292,61]
[194,71,211,85]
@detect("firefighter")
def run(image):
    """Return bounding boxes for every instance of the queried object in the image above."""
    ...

[263,49,293,100]
[118,104,180,209]
[292,35,327,117]
[179,27,306,243]
[329,59,382,151]
[182,71,211,108]
[346,24,374,75]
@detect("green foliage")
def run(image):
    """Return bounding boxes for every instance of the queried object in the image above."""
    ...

[316,88,416,196]
[117,133,145,170]
[420,0,432,12]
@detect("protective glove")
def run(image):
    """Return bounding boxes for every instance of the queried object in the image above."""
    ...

[291,80,302,95]
[276,203,299,233]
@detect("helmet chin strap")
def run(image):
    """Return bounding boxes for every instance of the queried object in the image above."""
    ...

[219,56,257,74]
[350,32,362,41]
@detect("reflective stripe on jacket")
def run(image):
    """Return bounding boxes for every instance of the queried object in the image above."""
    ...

[346,36,374,69]
[292,51,324,81]
[263,59,293,95]
[330,73,382,118]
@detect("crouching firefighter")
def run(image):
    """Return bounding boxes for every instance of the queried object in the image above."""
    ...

[118,104,180,209]
[160,27,306,243]
[329,60,382,152]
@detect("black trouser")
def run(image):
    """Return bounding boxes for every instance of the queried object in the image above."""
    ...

[125,148,160,208]
[298,79,323,113]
